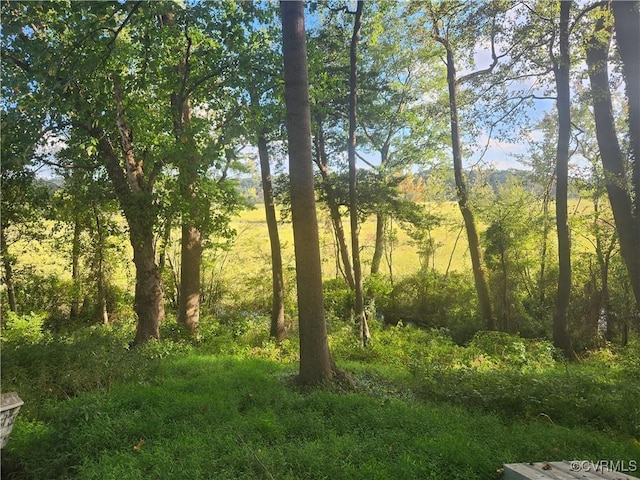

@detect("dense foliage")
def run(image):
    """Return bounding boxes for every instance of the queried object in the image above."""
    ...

[1,317,639,479]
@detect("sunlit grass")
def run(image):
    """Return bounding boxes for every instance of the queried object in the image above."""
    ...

[2,319,638,479]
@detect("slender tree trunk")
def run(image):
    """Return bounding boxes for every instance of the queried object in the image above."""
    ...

[348,0,370,347]
[158,217,172,271]
[552,0,573,358]
[370,144,390,276]
[92,203,109,325]
[257,131,287,341]
[539,181,552,305]
[1,226,17,313]
[370,213,385,275]
[500,243,509,332]
[314,125,355,289]
[586,14,640,310]
[442,44,494,330]
[69,215,82,321]
[281,0,333,384]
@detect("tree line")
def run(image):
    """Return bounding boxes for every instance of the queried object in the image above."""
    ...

[1,0,639,383]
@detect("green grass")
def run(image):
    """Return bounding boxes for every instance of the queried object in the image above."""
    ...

[2,319,639,479]
[4,355,638,480]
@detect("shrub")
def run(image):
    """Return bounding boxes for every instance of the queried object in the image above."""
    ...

[323,278,354,321]
[467,331,556,372]
[1,311,50,344]
[376,271,481,344]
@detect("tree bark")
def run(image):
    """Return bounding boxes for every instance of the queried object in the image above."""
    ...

[257,131,287,341]
[84,77,164,345]
[348,0,370,347]
[129,224,164,345]
[552,0,573,358]
[281,0,333,384]
[586,12,640,310]
[611,0,640,309]
[611,0,640,220]
[370,213,385,275]
[370,144,390,276]
[442,43,494,330]
[171,94,201,336]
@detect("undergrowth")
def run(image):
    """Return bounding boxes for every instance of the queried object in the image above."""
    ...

[1,313,639,479]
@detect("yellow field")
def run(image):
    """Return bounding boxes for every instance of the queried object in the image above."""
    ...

[5,198,600,298]
[228,202,471,283]
[226,197,601,284]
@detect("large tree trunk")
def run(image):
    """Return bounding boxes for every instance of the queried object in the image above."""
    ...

[257,131,287,341]
[585,13,640,310]
[85,77,164,345]
[443,45,494,330]
[130,225,163,345]
[1,226,17,313]
[611,0,640,308]
[281,0,334,384]
[171,94,201,336]
[178,221,201,334]
[348,0,370,347]
[552,0,573,358]
[314,125,355,290]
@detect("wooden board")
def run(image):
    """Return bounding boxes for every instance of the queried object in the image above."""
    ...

[503,461,639,480]
[0,392,23,448]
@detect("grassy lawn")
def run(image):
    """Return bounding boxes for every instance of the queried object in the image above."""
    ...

[2,319,639,479]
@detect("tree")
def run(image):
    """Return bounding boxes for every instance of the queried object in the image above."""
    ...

[422,1,496,330]
[1,2,167,344]
[242,4,288,340]
[2,2,248,344]
[551,0,573,358]
[359,3,448,276]
[158,2,250,336]
[610,0,640,309]
[347,0,370,347]
[611,1,640,223]
[280,0,334,383]
[256,127,287,340]
[306,6,355,290]
[584,4,640,311]
[50,163,113,325]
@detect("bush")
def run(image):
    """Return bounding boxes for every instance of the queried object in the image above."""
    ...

[376,271,482,344]
[323,278,354,322]
[467,331,556,372]
[1,311,50,344]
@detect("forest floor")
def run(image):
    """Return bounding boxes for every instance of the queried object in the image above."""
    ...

[2,317,639,479]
